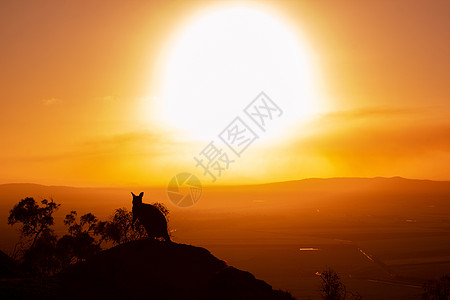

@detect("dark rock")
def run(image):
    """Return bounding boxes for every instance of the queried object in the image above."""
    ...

[0,250,17,279]
[55,239,295,300]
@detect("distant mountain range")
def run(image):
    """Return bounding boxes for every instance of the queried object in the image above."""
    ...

[2,177,449,243]
[1,176,449,206]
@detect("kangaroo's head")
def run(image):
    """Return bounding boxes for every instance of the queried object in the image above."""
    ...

[131,192,144,206]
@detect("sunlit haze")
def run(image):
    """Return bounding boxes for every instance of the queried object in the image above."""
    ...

[158,3,320,141]
[0,0,449,186]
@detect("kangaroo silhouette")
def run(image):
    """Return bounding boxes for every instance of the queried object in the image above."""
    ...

[132,192,171,242]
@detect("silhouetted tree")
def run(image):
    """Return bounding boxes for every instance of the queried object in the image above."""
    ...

[95,204,169,245]
[64,211,99,235]
[8,197,60,251]
[7,198,104,277]
[95,208,147,245]
[7,197,171,278]
[422,274,450,300]
[55,211,101,270]
[21,228,59,277]
[152,202,170,220]
[318,268,347,300]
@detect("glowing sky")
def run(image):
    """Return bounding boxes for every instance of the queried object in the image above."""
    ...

[0,0,449,186]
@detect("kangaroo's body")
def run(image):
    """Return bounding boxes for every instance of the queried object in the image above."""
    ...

[132,192,171,242]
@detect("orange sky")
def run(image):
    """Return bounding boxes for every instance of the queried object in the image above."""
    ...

[0,0,449,187]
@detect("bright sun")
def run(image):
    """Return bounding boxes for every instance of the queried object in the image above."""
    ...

[157,3,320,141]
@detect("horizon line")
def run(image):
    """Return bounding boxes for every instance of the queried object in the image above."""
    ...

[1,176,449,190]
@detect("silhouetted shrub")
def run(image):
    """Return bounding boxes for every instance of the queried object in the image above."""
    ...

[318,268,347,300]
[55,211,101,270]
[6,197,171,279]
[152,202,170,219]
[94,203,170,245]
[95,208,147,245]
[422,274,450,300]
[20,228,59,277]
[7,198,104,277]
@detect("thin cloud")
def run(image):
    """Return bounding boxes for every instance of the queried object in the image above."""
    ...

[280,106,450,178]
[319,106,419,121]
[3,130,195,163]
[94,95,117,102]
[42,98,63,106]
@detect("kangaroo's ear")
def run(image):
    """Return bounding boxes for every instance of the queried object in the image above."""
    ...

[139,192,144,197]
[131,192,135,196]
